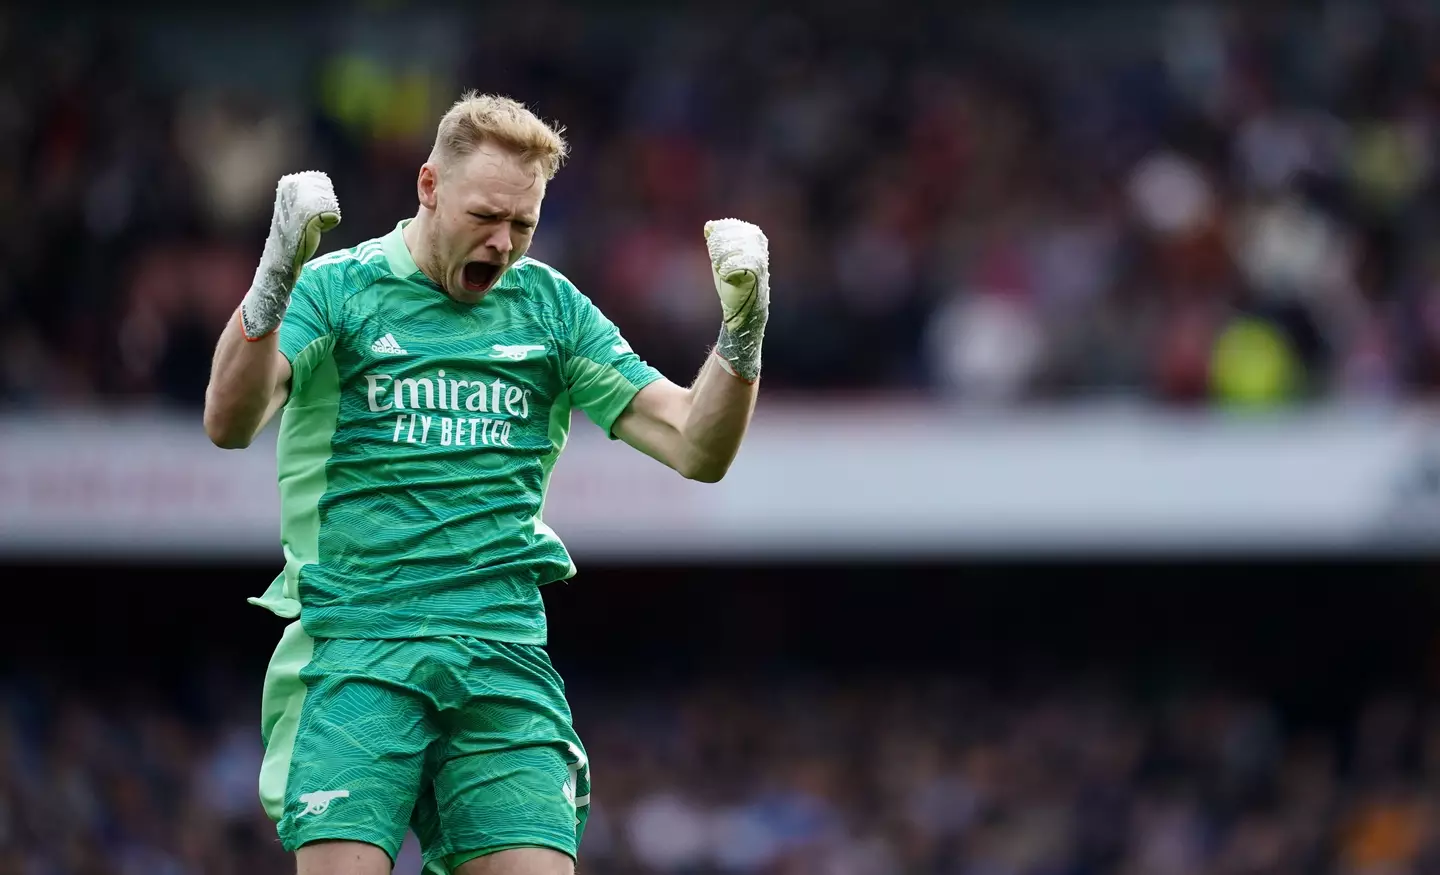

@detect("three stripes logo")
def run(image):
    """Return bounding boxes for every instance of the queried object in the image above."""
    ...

[307,240,386,271]
[371,333,408,355]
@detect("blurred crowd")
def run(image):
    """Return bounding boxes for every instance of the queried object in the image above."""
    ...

[5,673,1440,875]
[5,1,1440,408]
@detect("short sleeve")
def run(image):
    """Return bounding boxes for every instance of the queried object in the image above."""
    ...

[561,281,664,438]
[277,270,333,393]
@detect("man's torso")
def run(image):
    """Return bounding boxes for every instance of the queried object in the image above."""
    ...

[249,222,661,642]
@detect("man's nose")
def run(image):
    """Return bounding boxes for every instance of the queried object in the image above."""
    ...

[486,224,512,254]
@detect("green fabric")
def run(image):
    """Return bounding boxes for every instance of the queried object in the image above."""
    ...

[259,632,590,864]
[256,221,663,642]
[257,621,316,821]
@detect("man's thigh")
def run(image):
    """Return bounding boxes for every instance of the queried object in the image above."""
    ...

[296,840,394,875]
[455,848,573,875]
[260,625,443,864]
[410,637,590,871]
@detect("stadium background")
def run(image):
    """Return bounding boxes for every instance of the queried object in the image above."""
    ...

[6,1,1440,873]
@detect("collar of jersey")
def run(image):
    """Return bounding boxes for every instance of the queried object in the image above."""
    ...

[382,220,423,280]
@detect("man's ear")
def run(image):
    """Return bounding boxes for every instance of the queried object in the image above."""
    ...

[418,162,440,210]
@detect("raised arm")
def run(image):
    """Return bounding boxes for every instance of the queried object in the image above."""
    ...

[203,172,340,449]
[612,219,768,482]
[611,354,757,482]
[204,319,293,449]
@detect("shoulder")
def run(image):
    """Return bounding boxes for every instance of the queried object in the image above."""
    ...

[297,238,391,305]
[508,256,582,299]
[508,256,613,327]
[505,256,602,353]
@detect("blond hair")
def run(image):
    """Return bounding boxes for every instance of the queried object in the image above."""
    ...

[431,91,569,180]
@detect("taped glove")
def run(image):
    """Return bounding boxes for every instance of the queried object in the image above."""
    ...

[240,171,341,341]
[704,218,770,382]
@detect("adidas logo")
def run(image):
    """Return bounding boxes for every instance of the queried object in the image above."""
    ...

[371,333,407,355]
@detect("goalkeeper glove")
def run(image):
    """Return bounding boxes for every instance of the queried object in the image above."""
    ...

[704,218,770,383]
[239,171,341,341]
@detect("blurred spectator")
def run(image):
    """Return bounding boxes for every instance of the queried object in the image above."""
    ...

[6,2,1440,410]
[7,673,1440,875]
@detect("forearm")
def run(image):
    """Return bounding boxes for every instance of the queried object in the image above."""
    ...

[204,171,338,449]
[681,217,769,477]
[676,218,769,479]
[613,217,769,481]
[677,352,759,481]
[204,313,285,449]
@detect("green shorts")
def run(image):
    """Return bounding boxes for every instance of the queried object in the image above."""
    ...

[258,622,590,871]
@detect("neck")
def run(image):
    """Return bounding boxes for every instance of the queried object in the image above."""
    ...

[403,212,441,286]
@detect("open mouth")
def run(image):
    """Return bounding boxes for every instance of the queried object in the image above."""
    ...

[462,261,503,294]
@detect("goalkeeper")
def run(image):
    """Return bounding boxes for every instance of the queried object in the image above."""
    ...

[202,91,768,875]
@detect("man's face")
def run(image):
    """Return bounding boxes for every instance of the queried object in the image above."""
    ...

[419,142,544,303]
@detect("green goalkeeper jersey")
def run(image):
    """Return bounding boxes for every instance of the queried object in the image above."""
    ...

[248,220,663,643]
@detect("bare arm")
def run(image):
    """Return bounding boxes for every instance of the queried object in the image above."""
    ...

[613,354,758,482]
[203,313,292,449]
[612,218,769,482]
[201,171,339,449]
